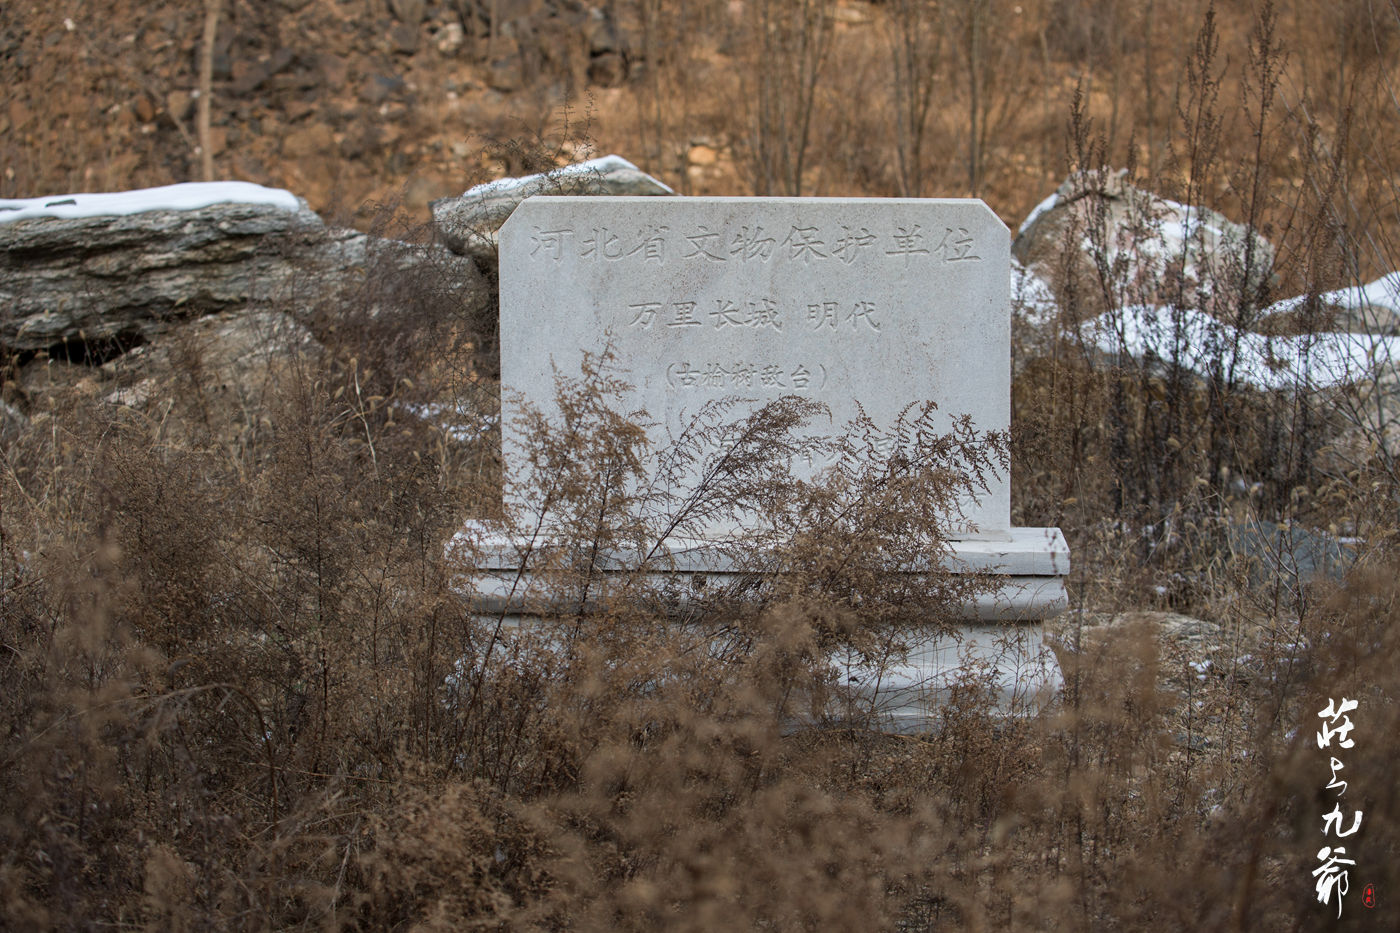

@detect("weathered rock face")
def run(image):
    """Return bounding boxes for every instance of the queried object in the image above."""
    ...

[430,154,674,274]
[102,309,322,408]
[0,182,496,460]
[0,198,491,357]
[1014,169,1276,323]
[1,202,340,354]
[447,1,634,88]
[6,308,323,451]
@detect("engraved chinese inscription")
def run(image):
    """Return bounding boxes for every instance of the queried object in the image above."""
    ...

[528,220,985,267]
[499,196,1013,535]
[624,297,881,333]
[666,361,826,391]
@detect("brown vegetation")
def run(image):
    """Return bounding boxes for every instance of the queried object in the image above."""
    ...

[1,0,1397,266]
[4,0,1400,929]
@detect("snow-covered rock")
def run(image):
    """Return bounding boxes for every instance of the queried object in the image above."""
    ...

[1014,169,1275,322]
[0,185,489,354]
[1079,304,1400,391]
[1258,271,1400,335]
[1010,172,1400,459]
[1010,257,1062,374]
[0,181,303,224]
[1007,171,1400,394]
[430,154,674,273]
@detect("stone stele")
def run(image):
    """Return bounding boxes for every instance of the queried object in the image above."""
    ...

[499,196,1011,537]
[473,196,1067,722]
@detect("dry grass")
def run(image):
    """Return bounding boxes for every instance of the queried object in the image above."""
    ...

[5,1,1400,929]
[3,200,1398,929]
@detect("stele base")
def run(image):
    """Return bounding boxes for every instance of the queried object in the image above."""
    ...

[452,522,1069,730]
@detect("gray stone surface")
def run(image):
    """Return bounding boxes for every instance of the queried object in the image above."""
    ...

[499,195,1011,537]
[0,201,491,355]
[458,523,1067,619]
[431,155,674,273]
[1013,169,1275,322]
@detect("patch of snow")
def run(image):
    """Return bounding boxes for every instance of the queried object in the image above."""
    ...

[399,401,498,444]
[1082,304,1400,390]
[1011,257,1059,328]
[1260,271,1400,320]
[1153,207,1233,249]
[0,181,302,224]
[462,154,675,200]
[1017,190,1059,236]
[1362,271,1400,309]
[1093,212,1232,271]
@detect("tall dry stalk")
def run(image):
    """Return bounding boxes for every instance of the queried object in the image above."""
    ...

[197,0,222,182]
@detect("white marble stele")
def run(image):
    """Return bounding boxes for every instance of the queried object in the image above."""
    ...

[458,196,1070,725]
[500,195,1012,536]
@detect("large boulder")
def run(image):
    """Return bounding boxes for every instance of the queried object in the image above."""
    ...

[1010,174,1400,464]
[430,154,673,275]
[1014,169,1276,324]
[1,181,495,456]
[0,182,491,357]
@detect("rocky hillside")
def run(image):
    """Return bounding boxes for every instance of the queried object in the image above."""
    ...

[1,0,752,221]
[5,0,1399,272]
